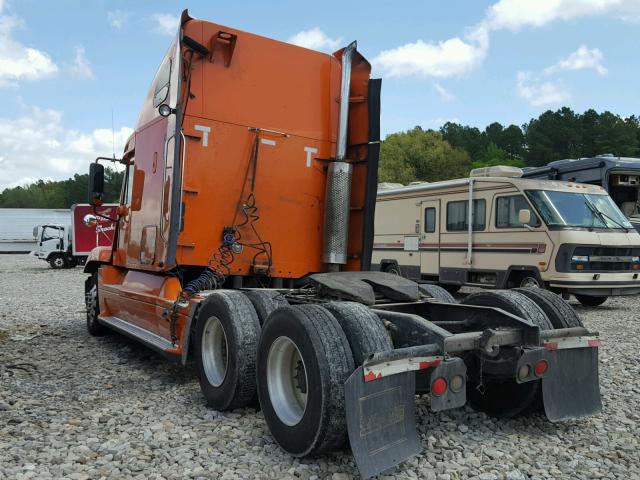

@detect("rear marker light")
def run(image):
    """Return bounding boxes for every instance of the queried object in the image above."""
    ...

[450,375,464,393]
[431,377,447,397]
[518,364,531,381]
[534,360,548,377]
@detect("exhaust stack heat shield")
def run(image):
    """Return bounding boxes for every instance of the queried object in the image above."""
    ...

[323,161,352,265]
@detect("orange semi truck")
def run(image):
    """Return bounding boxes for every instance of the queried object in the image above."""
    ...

[84,10,603,478]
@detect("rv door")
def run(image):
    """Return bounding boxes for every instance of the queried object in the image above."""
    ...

[420,200,440,276]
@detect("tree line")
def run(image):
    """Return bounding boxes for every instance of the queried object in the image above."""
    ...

[2,107,639,207]
[380,107,640,184]
[0,169,124,208]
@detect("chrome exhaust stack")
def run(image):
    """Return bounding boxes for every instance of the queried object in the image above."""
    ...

[323,41,356,269]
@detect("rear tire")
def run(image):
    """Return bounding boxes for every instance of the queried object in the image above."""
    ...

[243,290,289,325]
[515,287,583,328]
[419,284,457,304]
[257,305,354,457]
[194,290,261,410]
[461,290,553,417]
[85,274,108,336]
[323,302,393,366]
[575,295,608,307]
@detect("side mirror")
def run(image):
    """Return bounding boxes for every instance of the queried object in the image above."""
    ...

[32,226,38,238]
[88,163,105,206]
[83,214,98,228]
[518,208,532,225]
[158,104,176,117]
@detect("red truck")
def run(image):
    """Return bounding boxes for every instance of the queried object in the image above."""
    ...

[32,204,117,268]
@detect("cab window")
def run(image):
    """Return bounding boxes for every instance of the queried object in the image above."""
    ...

[496,195,540,228]
[122,163,135,205]
[153,58,172,107]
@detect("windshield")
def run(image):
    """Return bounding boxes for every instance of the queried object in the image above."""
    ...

[526,190,633,230]
[42,226,63,241]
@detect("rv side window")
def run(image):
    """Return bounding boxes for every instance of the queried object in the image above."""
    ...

[424,208,436,233]
[496,195,540,228]
[446,200,486,231]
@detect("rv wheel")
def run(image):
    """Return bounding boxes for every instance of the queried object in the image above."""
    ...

[383,263,401,276]
[257,305,354,456]
[519,276,541,288]
[575,295,608,307]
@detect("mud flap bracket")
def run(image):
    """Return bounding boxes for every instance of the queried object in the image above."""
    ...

[345,367,421,479]
[430,357,467,412]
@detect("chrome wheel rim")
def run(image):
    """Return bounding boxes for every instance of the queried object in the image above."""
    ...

[202,316,228,387]
[520,277,540,288]
[53,257,64,267]
[267,336,308,426]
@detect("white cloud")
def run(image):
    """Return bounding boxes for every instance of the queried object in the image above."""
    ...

[0,105,133,191]
[434,83,455,102]
[0,5,57,86]
[107,10,131,29]
[71,45,93,79]
[483,0,622,31]
[545,45,607,75]
[373,35,488,78]
[287,27,342,52]
[152,13,179,37]
[373,0,635,79]
[517,71,570,107]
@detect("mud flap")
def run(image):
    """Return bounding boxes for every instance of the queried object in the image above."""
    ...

[542,347,602,422]
[345,366,421,479]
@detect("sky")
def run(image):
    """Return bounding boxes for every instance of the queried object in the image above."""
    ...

[0,0,639,190]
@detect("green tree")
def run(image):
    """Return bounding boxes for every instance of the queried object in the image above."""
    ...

[440,122,486,162]
[380,127,472,183]
[0,168,124,208]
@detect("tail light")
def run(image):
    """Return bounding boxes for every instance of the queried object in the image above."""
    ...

[431,377,447,397]
[534,359,549,377]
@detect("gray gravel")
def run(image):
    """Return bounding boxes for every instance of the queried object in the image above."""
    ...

[1,254,638,479]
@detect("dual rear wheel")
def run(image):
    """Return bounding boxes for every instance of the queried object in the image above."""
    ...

[461,289,583,418]
[193,292,392,456]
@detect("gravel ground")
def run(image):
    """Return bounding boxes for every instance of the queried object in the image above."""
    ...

[1,253,639,480]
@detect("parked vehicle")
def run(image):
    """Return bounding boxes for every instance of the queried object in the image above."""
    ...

[373,165,640,307]
[82,11,602,478]
[0,208,69,253]
[32,204,117,268]
[522,155,640,232]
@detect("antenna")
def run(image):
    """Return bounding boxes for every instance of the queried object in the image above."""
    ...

[111,107,116,161]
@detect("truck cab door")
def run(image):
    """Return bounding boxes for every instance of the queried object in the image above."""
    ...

[40,226,64,257]
[420,200,440,276]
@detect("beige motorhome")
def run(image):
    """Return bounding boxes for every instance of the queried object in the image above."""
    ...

[373,166,640,306]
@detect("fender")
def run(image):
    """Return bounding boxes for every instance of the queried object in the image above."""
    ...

[83,246,113,273]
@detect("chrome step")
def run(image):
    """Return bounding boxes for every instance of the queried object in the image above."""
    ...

[99,315,178,360]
